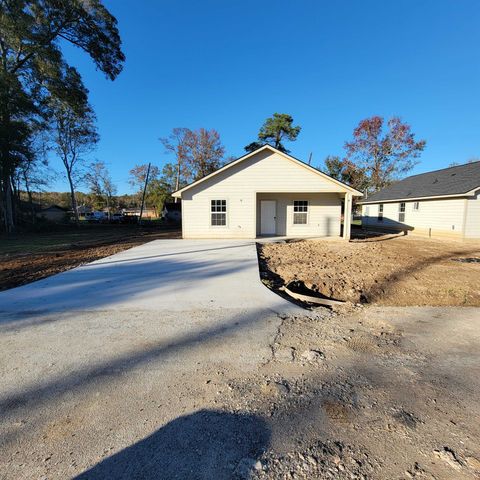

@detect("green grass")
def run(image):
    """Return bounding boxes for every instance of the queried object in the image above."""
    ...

[0,225,141,255]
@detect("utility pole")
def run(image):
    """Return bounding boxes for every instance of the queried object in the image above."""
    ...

[138,162,151,224]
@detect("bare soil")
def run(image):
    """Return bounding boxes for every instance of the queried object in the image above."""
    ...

[223,306,480,479]
[258,234,480,306]
[0,226,181,291]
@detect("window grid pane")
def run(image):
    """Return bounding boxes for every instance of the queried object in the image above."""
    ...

[211,213,226,226]
[294,200,308,212]
[293,201,308,224]
[378,203,384,222]
[294,212,308,224]
[211,200,227,226]
[211,200,226,212]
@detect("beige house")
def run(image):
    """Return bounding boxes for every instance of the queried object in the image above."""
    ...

[172,145,362,239]
[359,161,480,239]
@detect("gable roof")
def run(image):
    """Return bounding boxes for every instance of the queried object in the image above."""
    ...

[359,161,480,204]
[172,145,363,197]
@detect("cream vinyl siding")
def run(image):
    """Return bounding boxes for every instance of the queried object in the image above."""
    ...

[256,193,341,237]
[181,149,347,239]
[464,191,480,238]
[361,198,466,238]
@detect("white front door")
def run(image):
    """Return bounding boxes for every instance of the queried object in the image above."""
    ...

[260,200,277,235]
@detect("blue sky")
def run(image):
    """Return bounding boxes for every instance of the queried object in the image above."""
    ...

[56,0,480,194]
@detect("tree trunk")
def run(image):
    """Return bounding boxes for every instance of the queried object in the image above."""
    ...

[23,172,36,224]
[0,128,15,233]
[3,176,14,233]
[174,155,181,203]
[66,170,79,225]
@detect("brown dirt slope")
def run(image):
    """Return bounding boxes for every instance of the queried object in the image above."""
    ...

[259,235,480,306]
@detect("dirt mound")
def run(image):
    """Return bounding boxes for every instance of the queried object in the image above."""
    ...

[258,236,480,306]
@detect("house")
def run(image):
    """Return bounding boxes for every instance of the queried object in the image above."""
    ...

[77,205,93,219]
[358,161,480,239]
[40,205,69,223]
[172,145,362,239]
[162,202,182,223]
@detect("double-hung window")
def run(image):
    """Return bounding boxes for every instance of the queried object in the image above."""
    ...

[211,200,226,226]
[413,201,420,211]
[398,202,406,222]
[378,204,384,222]
[293,200,308,225]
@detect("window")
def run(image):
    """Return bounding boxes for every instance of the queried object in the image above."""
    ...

[398,202,406,222]
[293,200,308,224]
[211,199,226,226]
[377,204,384,222]
[413,201,420,211]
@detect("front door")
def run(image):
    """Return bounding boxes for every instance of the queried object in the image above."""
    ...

[260,200,276,235]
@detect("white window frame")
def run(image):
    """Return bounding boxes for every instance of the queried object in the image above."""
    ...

[413,201,420,211]
[293,200,309,225]
[210,199,227,227]
[378,204,384,222]
[398,202,406,222]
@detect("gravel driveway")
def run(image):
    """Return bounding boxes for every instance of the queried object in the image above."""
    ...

[0,240,300,479]
[2,240,479,479]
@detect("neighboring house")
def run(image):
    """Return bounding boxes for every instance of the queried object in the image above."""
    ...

[162,202,182,223]
[172,145,362,239]
[77,205,93,219]
[40,205,69,223]
[358,161,480,239]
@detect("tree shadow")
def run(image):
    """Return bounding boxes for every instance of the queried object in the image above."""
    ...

[0,242,266,324]
[363,248,480,303]
[0,308,272,421]
[350,229,406,242]
[75,409,270,480]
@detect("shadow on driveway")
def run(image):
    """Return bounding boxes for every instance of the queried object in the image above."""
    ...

[75,409,270,480]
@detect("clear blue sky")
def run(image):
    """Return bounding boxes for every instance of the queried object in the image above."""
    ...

[55,0,480,194]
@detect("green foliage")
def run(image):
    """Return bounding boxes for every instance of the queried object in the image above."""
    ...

[245,113,301,153]
[84,161,117,212]
[146,178,171,214]
[0,0,125,231]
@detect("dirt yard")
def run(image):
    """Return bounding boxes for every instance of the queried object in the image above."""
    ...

[0,225,180,291]
[258,234,480,306]
[225,306,480,479]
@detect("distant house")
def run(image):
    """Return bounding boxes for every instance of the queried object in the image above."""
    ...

[77,205,93,219]
[358,161,480,239]
[40,205,69,223]
[172,145,362,239]
[162,202,181,223]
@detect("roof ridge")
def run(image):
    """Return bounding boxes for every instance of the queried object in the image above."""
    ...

[406,160,480,179]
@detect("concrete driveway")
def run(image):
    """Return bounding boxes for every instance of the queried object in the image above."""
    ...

[0,239,301,479]
[0,239,300,313]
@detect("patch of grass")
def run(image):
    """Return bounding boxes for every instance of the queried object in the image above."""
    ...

[0,225,145,255]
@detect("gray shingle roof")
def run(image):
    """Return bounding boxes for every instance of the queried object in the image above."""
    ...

[359,161,480,203]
